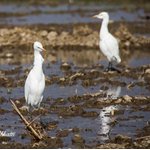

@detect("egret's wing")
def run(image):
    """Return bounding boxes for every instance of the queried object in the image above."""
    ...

[24,70,36,104]
[25,69,45,106]
[100,41,111,59]
[107,33,119,56]
[24,71,32,104]
[100,33,120,61]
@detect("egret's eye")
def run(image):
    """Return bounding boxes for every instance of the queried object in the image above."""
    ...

[37,46,42,50]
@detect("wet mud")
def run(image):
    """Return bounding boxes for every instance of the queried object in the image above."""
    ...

[0,0,150,149]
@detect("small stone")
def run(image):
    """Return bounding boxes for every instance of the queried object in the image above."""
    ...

[70,72,84,81]
[123,95,132,102]
[68,128,73,132]
[134,96,147,100]
[60,62,71,70]
[59,78,65,81]
[73,25,92,35]
[47,122,57,130]
[19,105,29,111]
[114,134,132,144]
[0,97,5,104]
[15,100,20,104]
[2,141,7,145]
[32,141,46,148]
[114,98,122,104]
[47,31,58,41]
[90,92,101,97]
[56,129,69,137]
[72,134,85,143]
[7,88,12,94]
[0,29,9,36]
[125,41,130,47]
[97,143,126,149]
[20,32,26,37]
[51,136,56,139]
[72,127,80,133]
[6,53,13,58]
[61,31,69,37]
[135,42,140,47]
[59,99,64,102]
[40,30,48,37]
[145,68,150,74]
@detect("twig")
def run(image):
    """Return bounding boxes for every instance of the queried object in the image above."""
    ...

[27,115,41,128]
[10,99,42,140]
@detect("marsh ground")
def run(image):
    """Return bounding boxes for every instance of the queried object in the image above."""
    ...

[0,0,150,148]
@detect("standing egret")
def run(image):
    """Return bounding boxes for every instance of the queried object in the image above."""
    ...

[24,41,46,111]
[93,12,121,71]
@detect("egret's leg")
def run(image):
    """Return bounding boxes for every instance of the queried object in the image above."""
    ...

[38,102,41,109]
[108,62,121,73]
[28,105,33,121]
[26,103,29,112]
[106,62,112,71]
[32,103,41,111]
[109,62,112,70]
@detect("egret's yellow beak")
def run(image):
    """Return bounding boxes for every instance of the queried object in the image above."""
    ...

[42,48,46,52]
[92,15,98,18]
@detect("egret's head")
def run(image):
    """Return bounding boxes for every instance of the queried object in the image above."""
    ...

[33,41,46,52]
[93,12,109,20]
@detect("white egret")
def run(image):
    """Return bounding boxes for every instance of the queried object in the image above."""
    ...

[93,12,121,71]
[24,41,46,110]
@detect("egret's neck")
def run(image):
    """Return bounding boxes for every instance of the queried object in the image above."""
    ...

[33,50,44,68]
[100,18,109,38]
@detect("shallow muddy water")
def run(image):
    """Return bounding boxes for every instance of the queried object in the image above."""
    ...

[0,1,149,25]
[0,48,150,148]
[0,0,150,148]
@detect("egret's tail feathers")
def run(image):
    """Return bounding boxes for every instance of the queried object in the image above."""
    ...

[116,56,121,63]
[112,56,121,64]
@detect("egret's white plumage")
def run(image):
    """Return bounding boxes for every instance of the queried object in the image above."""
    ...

[93,12,121,70]
[24,41,45,109]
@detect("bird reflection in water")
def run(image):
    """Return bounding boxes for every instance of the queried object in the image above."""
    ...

[96,86,121,141]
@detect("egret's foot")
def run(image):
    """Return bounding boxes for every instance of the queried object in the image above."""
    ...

[111,67,121,73]
[39,106,45,111]
[105,67,121,73]
[33,108,39,112]
[105,62,113,72]
[20,105,29,112]
[39,107,49,115]
[105,66,112,72]
[105,67,110,72]
[33,106,45,112]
